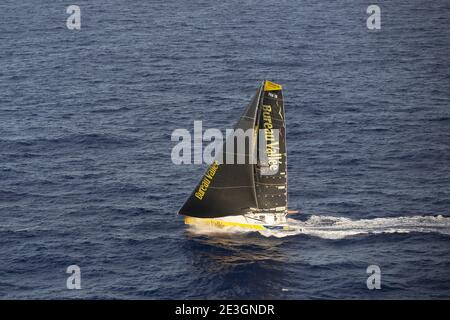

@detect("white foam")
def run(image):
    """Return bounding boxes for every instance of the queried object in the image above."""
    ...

[259,215,450,239]
[186,223,252,235]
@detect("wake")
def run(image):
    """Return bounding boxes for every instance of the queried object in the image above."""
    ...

[260,215,450,239]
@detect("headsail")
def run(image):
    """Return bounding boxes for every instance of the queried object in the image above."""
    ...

[178,84,263,218]
[178,80,287,218]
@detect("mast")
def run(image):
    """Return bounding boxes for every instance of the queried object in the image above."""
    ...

[249,81,265,210]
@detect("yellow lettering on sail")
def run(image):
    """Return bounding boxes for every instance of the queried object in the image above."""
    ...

[194,160,219,200]
[262,104,282,172]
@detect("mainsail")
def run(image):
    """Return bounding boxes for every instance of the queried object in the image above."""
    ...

[178,80,287,218]
[254,81,287,212]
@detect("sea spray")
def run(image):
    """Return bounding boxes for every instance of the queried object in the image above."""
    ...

[259,215,450,239]
[186,215,450,239]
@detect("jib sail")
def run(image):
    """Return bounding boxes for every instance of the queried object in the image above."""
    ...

[177,84,263,218]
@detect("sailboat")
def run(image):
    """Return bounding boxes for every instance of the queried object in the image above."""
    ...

[178,80,296,232]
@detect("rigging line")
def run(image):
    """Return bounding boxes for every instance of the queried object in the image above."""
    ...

[244,215,266,223]
[255,167,287,173]
[222,151,252,156]
[209,185,254,189]
[255,182,286,186]
[251,82,264,209]
[263,95,283,101]
[255,152,287,157]
[262,117,284,123]
[278,107,284,120]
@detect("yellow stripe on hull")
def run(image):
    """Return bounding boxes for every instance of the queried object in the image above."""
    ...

[184,216,266,231]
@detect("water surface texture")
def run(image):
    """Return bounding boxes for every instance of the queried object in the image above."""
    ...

[1,0,450,299]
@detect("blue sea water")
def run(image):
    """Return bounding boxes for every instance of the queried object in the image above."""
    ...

[1,0,450,299]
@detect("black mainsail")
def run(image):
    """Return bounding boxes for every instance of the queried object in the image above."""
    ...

[178,80,287,218]
[254,82,287,212]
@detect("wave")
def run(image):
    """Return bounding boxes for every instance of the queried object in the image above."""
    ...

[260,215,450,239]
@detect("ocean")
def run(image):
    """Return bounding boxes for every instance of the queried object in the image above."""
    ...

[1,0,450,299]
